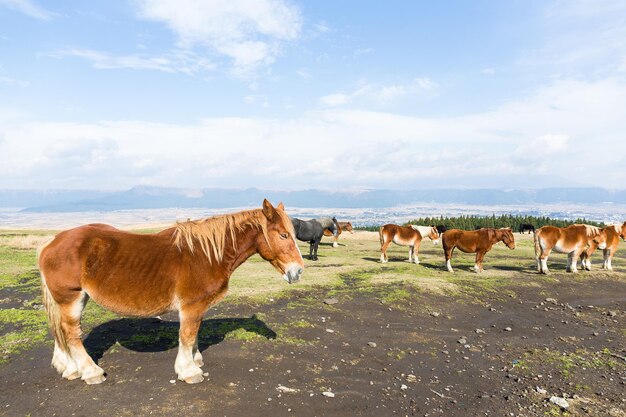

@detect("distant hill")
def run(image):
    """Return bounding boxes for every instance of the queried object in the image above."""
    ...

[1,186,625,212]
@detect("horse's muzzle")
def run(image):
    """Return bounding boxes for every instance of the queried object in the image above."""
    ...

[283,264,303,284]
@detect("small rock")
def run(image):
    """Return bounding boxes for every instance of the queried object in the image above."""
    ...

[475,328,485,334]
[549,396,569,409]
[277,385,299,393]
[545,298,558,304]
[367,342,377,348]
[504,327,512,332]
[430,312,440,317]
[458,337,467,344]
[325,329,335,333]
[593,332,599,336]
[169,380,176,384]
[607,311,617,317]
[400,384,408,390]
[323,298,339,305]
[322,391,335,398]
[406,374,417,383]
[536,386,547,395]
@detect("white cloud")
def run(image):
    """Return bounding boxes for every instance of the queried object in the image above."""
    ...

[0,0,58,20]
[51,48,215,74]
[1,77,625,189]
[0,75,29,87]
[319,93,350,106]
[515,134,569,158]
[481,68,496,76]
[134,0,302,73]
[319,77,438,107]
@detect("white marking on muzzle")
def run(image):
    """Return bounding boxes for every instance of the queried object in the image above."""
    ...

[283,263,303,284]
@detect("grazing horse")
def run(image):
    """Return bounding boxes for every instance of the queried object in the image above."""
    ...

[291,217,338,260]
[38,200,303,385]
[534,224,607,274]
[436,225,447,234]
[379,224,439,264]
[519,223,535,234]
[442,228,515,273]
[323,221,355,247]
[580,222,626,271]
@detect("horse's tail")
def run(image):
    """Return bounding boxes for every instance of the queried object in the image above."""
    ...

[39,237,68,352]
[379,226,385,248]
[533,229,541,260]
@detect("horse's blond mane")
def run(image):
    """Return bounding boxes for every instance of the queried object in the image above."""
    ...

[173,209,281,263]
[578,224,601,237]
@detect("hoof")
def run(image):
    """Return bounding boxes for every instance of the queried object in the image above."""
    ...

[182,374,204,384]
[62,369,81,380]
[83,374,106,385]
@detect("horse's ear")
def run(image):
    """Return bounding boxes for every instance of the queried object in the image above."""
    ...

[262,199,276,220]
[277,202,285,211]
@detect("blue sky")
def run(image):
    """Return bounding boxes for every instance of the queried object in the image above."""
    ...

[1,0,625,190]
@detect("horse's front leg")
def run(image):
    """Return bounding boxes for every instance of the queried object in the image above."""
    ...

[175,308,205,384]
[312,238,320,261]
[567,250,579,273]
[308,241,314,260]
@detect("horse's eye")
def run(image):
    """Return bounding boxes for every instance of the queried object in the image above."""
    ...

[280,233,289,239]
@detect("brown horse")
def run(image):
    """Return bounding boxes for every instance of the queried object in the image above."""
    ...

[323,221,354,247]
[38,200,303,385]
[580,222,626,271]
[442,228,515,273]
[534,224,606,274]
[379,224,439,264]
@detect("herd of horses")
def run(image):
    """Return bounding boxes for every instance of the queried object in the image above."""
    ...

[36,200,625,384]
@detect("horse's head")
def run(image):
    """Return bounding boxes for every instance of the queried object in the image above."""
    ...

[591,228,608,250]
[257,200,304,284]
[344,222,355,234]
[429,226,440,245]
[620,221,626,242]
[500,228,516,249]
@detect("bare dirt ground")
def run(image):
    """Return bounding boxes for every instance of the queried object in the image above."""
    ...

[1,232,625,417]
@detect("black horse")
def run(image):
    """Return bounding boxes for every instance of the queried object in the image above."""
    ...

[435,225,447,234]
[518,223,535,234]
[291,217,339,260]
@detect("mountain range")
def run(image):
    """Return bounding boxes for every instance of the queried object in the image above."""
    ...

[1,186,625,212]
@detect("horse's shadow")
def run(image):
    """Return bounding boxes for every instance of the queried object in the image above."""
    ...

[83,315,276,362]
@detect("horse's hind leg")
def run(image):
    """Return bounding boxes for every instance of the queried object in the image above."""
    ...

[408,245,414,263]
[175,308,205,384]
[474,251,485,273]
[59,292,106,384]
[380,239,391,263]
[444,245,455,272]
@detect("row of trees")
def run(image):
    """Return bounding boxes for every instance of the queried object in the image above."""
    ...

[357,214,604,232]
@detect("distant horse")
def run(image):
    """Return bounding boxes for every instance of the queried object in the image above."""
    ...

[323,221,355,247]
[580,222,626,271]
[534,224,606,274]
[435,225,447,234]
[442,228,515,273]
[291,217,339,260]
[38,200,303,385]
[379,224,439,264]
[519,223,535,234]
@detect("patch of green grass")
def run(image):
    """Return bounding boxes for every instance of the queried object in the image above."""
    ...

[224,327,266,342]
[0,308,49,363]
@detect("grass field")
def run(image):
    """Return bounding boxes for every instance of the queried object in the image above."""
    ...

[1,228,624,416]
